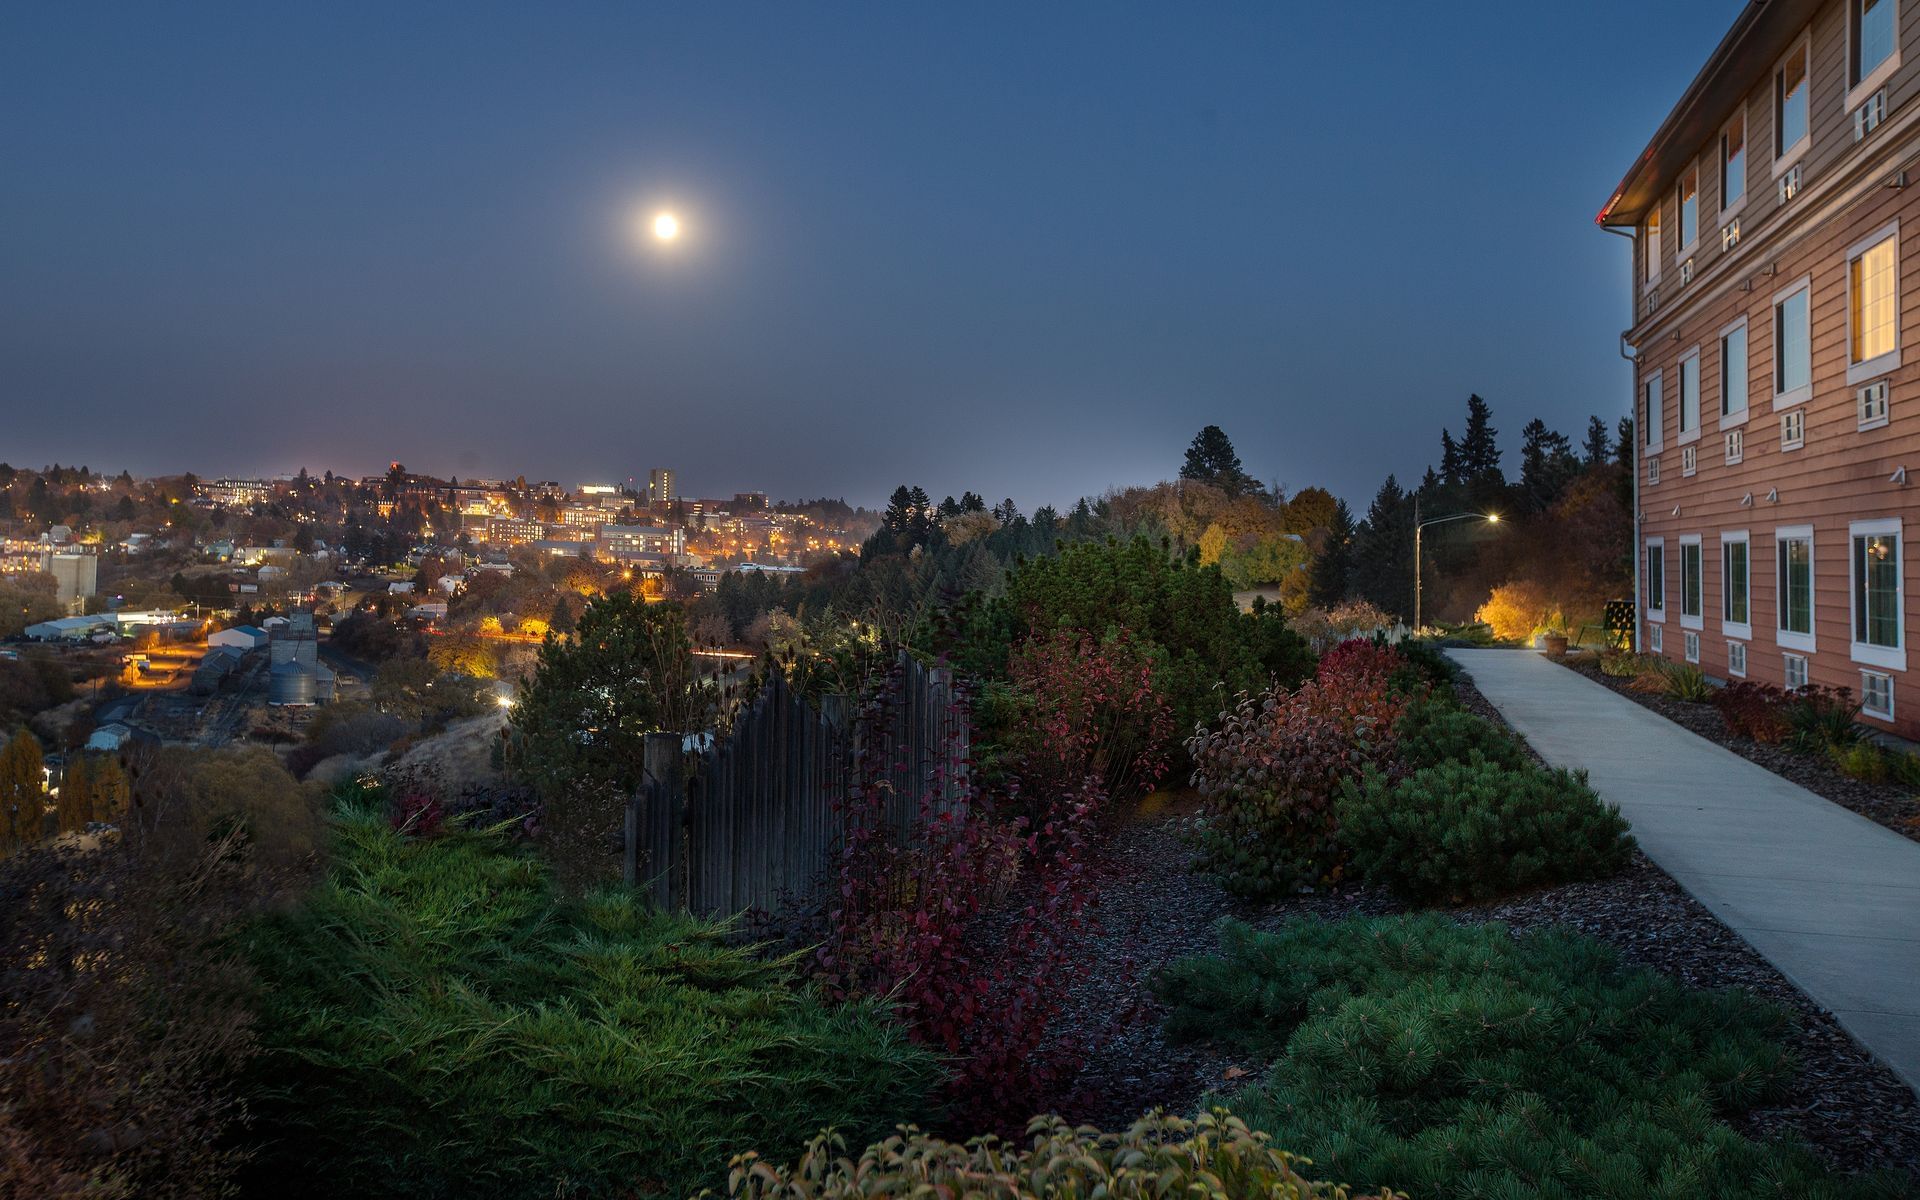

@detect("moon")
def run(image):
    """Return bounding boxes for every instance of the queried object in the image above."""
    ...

[651,211,681,242]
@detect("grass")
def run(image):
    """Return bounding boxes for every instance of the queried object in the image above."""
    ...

[239,792,939,1199]
[1155,915,1910,1200]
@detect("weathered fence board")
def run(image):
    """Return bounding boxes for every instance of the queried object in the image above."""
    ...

[624,653,969,917]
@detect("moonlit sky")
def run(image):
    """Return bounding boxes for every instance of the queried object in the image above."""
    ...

[1,2,1741,508]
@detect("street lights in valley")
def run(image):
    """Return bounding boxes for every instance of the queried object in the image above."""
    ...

[1413,498,1500,631]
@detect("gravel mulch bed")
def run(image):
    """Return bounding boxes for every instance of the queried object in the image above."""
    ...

[1046,671,1920,1180]
[1559,656,1920,844]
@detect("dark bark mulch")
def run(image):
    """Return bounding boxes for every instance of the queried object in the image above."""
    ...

[1560,656,1920,844]
[1046,672,1920,1180]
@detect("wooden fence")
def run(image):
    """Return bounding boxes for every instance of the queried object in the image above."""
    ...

[624,654,968,917]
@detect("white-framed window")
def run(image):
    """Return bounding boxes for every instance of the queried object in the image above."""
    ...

[1862,669,1895,719]
[1682,445,1698,476]
[1678,347,1702,440]
[1776,35,1811,174]
[1777,524,1815,652]
[1723,530,1752,639]
[1678,168,1700,257]
[1728,640,1748,677]
[1784,651,1809,690]
[1720,317,1749,424]
[1781,409,1806,449]
[1684,629,1701,663]
[1645,537,1667,622]
[1850,518,1905,670]
[1774,276,1813,408]
[1643,369,1664,452]
[1721,110,1748,217]
[1726,428,1745,464]
[1847,221,1900,384]
[1648,456,1661,484]
[1859,379,1891,429]
[1849,0,1901,109]
[1680,535,1704,630]
[1649,623,1665,653]
[1645,207,1663,287]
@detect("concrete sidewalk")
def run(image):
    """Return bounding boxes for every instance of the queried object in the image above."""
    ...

[1448,648,1920,1095]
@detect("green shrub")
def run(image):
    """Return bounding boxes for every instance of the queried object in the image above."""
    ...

[1156,915,1905,1199]
[1786,685,1865,754]
[1391,694,1527,772]
[1387,637,1458,691]
[1336,760,1632,903]
[241,796,938,1199]
[1658,660,1715,702]
[717,1110,1399,1200]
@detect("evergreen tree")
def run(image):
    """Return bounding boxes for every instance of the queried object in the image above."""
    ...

[1180,425,1255,497]
[1583,415,1612,466]
[1615,415,1636,470]
[883,486,915,535]
[1439,430,1463,486]
[1349,476,1416,620]
[1457,395,1503,485]
[958,491,986,513]
[1307,499,1357,609]
[1518,419,1578,513]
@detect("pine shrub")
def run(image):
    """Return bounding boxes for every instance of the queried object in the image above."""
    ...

[1391,694,1527,772]
[1156,915,1906,1199]
[241,796,937,1199]
[718,1110,1400,1200]
[1336,759,1632,903]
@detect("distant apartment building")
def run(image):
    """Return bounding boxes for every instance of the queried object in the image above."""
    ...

[194,478,274,508]
[1601,0,1920,733]
[484,516,545,547]
[597,523,684,562]
[647,468,675,505]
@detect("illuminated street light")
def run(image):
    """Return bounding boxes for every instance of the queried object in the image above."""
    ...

[1413,499,1502,631]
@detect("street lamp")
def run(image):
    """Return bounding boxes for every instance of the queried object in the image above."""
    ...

[1413,497,1500,632]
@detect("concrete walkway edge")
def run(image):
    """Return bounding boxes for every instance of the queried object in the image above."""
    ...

[1447,648,1920,1096]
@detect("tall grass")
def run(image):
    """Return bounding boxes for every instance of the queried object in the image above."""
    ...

[240,794,939,1199]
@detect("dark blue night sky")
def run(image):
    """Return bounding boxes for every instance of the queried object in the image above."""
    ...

[1,2,1741,508]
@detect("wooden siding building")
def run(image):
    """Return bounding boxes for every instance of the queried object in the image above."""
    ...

[1602,0,1920,735]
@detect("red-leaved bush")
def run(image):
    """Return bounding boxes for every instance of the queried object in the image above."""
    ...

[815,660,1098,1132]
[1188,645,1408,898]
[1713,681,1793,744]
[1007,628,1175,807]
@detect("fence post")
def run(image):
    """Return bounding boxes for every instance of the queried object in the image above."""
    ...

[641,732,685,910]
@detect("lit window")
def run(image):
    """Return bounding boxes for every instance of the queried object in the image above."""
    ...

[1777,42,1809,160]
[1646,208,1662,283]
[1724,537,1750,626]
[1778,529,1814,644]
[1852,527,1902,651]
[1722,112,1747,212]
[1775,282,1811,402]
[1720,321,1748,416]
[1852,0,1897,90]
[1678,168,1699,252]
[1679,351,1700,435]
[1849,227,1899,380]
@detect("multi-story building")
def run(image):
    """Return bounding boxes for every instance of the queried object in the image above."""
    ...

[596,523,684,562]
[1601,0,1920,735]
[647,468,675,505]
[193,478,275,508]
[484,516,545,547]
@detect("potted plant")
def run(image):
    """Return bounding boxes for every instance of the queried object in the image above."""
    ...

[1540,617,1570,657]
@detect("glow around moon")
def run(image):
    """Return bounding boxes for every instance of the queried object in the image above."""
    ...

[651,211,681,242]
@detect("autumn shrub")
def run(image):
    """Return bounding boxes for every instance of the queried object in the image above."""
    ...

[1315,638,1405,690]
[1714,681,1793,744]
[1188,659,1407,897]
[242,793,934,1199]
[816,660,1098,1131]
[1474,579,1558,642]
[1391,693,1527,772]
[1157,915,1901,1199]
[718,1110,1398,1200]
[1004,627,1175,804]
[1336,759,1633,903]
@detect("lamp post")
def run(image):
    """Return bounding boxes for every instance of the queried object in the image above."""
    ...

[1413,497,1500,631]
